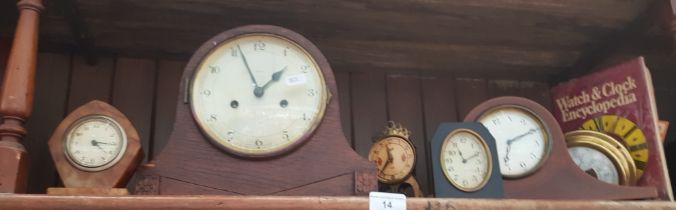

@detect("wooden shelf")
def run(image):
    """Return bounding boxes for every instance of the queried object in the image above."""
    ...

[0,194,674,210]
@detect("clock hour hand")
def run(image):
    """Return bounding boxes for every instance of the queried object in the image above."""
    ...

[457,149,467,163]
[236,45,260,89]
[254,66,287,98]
[90,140,107,153]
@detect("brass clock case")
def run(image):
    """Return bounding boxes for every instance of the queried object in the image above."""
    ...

[565,130,638,185]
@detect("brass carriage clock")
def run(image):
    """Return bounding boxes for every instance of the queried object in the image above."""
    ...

[368,121,423,197]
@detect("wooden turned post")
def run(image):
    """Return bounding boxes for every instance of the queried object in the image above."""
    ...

[0,0,43,193]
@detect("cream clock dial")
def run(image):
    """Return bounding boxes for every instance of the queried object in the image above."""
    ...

[190,34,328,157]
[64,115,127,172]
[441,129,492,192]
[479,107,549,178]
[568,146,620,184]
[368,136,416,184]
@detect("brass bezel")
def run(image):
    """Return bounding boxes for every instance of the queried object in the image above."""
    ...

[440,128,492,192]
[565,130,637,185]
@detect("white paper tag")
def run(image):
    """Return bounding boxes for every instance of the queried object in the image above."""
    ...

[369,192,406,210]
[285,74,307,86]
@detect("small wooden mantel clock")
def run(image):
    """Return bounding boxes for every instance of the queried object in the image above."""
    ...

[48,100,143,195]
[464,96,657,200]
[134,25,376,195]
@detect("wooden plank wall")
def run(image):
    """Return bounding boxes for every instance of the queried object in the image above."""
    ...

[22,52,551,195]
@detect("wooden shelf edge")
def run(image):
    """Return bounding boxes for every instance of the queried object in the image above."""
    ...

[0,194,674,210]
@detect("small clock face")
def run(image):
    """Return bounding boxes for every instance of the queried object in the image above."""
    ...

[568,146,619,185]
[479,106,550,178]
[64,115,127,171]
[440,129,492,192]
[190,33,327,157]
[368,136,416,183]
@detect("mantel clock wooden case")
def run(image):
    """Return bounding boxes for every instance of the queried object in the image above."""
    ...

[48,100,143,195]
[464,96,657,200]
[134,25,376,195]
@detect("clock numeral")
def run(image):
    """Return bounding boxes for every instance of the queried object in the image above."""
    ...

[231,48,238,57]
[460,137,467,143]
[448,166,454,172]
[448,150,457,156]
[93,124,100,128]
[255,139,263,148]
[492,119,500,125]
[226,130,234,142]
[207,114,217,122]
[254,41,266,51]
[519,162,527,168]
[75,132,82,136]
[283,47,289,56]
[301,65,310,73]
[530,153,537,159]
[209,65,220,74]
[508,116,513,121]
[201,89,212,96]
[307,89,316,96]
[520,119,527,125]
[302,113,311,121]
[463,180,468,186]
[282,130,289,141]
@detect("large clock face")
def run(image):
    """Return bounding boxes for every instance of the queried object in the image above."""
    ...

[440,129,492,192]
[479,106,550,178]
[64,115,127,171]
[190,34,328,157]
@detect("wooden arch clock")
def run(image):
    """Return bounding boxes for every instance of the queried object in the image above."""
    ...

[48,100,143,195]
[464,96,657,200]
[134,25,376,195]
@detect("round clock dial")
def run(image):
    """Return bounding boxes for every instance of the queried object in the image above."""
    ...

[568,146,620,184]
[64,115,127,171]
[565,130,637,185]
[190,33,328,157]
[478,106,550,178]
[440,129,492,192]
[368,136,416,184]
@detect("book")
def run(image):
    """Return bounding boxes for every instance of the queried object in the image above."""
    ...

[550,57,673,200]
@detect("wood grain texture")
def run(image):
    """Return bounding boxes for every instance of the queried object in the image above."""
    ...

[112,57,156,162]
[488,80,522,98]
[47,187,129,196]
[151,60,185,160]
[1,194,676,210]
[23,53,71,193]
[67,57,114,111]
[0,0,656,80]
[335,71,352,145]
[350,71,387,157]
[0,0,44,193]
[455,78,489,120]
[385,74,429,196]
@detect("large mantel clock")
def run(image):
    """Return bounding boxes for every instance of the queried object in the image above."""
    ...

[134,25,376,195]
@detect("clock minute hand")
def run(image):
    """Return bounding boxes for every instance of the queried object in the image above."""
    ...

[254,66,287,98]
[92,140,117,146]
[236,45,260,89]
[506,128,538,145]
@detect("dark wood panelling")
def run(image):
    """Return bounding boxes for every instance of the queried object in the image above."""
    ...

[521,81,554,110]
[112,58,156,162]
[0,37,9,72]
[23,53,71,193]
[335,71,353,144]
[455,78,490,119]
[386,74,429,195]
[151,60,185,160]
[350,71,387,157]
[67,56,114,111]
[420,74,458,195]
[488,80,522,98]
